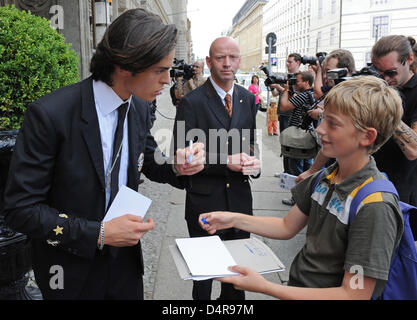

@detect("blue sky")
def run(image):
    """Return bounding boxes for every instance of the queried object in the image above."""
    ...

[187,0,247,59]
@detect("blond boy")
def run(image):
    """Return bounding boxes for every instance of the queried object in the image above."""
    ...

[199,77,404,300]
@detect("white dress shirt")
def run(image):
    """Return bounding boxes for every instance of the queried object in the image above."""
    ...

[209,77,234,106]
[92,80,132,210]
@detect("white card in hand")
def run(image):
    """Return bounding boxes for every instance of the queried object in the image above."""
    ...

[103,185,152,222]
[278,173,297,190]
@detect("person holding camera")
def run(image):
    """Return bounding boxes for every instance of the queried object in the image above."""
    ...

[175,59,207,98]
[298,35,417,212]
[270,53,302,175]
[279,71,315,206]
[311,49,356,101]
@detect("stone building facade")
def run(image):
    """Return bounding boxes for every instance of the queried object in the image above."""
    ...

[229,0,267,73]
[0,0,192,78]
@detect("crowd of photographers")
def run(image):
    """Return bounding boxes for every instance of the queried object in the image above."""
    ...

[166,34,417,218]
[259,35,417,221]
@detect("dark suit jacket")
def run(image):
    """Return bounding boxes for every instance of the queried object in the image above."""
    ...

[2,77,183,299]
[173,79,258,225]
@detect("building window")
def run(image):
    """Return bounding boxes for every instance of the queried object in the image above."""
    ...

[371,0,389,6]
[373,16,389,40]
[331,0,337,14]
[318,0,323,19]
[330,27,336,46]
[317,31,322,49]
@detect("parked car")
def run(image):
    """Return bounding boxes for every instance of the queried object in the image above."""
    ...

[234,73,251,88]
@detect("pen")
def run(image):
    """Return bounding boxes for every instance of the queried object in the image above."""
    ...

[188,140,193,163]
[201,217,208,225]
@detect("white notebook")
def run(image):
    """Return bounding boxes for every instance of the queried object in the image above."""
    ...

[175,236,238,278]
[172,236,285,281]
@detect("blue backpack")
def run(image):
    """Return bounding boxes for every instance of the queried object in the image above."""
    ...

[313,171,417,300]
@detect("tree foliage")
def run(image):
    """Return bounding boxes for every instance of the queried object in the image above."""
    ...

[0,5,79,130]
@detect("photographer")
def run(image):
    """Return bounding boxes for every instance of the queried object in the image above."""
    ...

[176,59,207,98]
[312,49,356,100]
[298,49,357,126]
[298,36,417,213]
[279,71,316,206]
[270,53,302,174]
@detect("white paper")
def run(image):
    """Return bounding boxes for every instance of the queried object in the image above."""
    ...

[175,236,238,277]
[278,173,297,190]
[103,185,152,222]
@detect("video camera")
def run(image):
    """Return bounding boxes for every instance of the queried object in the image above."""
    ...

[259,66,297,88]
[301,52,327,66]
[302,64,384,130]
[170,58,194,81]
[326,64,383,85]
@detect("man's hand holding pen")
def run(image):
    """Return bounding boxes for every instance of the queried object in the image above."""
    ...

[174,142,206,176]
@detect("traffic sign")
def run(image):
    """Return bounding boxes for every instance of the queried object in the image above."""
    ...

[266,32,277,46]
[265,46,276,54]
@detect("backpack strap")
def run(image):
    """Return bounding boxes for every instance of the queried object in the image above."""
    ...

[312,169,326,191]
[348,179,399,225]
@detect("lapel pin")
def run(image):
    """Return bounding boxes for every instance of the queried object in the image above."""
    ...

[138,152,144,173]
[47,239,60,247]
[53,226,63,236]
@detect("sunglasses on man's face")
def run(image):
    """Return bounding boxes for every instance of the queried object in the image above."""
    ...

[375,60,406,78]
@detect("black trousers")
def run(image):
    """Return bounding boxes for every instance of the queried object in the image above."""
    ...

[77,246,143,300]
[186,220,248,300]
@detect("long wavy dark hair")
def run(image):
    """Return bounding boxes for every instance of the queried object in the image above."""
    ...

[90,8,177,86]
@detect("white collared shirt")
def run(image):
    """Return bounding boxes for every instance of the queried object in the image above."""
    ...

[209,77,234,106]
[92,80,132,210]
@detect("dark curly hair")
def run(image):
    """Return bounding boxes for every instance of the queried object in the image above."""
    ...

[90,8,177,86]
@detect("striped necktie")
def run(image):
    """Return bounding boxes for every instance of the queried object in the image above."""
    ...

[224,93,232,118]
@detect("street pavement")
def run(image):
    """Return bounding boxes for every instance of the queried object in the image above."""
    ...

[141,85,307,300]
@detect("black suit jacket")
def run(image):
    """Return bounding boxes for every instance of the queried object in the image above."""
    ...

[2,77,183,299]
[173,79,258,224]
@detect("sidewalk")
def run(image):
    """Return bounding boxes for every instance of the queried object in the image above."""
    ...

[151,108,307,300]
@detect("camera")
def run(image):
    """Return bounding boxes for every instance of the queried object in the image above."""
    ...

[260,66,297,87]
[326,68,349,84]
[170,58,195,81]
[301,52,327,66]
[351,64,383,79]
[326,64,383,85]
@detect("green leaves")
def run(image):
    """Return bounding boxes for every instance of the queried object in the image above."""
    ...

[0,5,79,130]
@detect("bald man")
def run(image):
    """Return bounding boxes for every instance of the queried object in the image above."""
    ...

[173,37,261,300]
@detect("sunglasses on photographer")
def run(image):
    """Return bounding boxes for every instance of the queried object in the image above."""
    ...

[375,60,406,78]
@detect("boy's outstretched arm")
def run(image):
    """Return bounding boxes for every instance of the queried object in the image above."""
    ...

[219,268,376,300]
[296,149,329,182]
[199,205,308,240]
